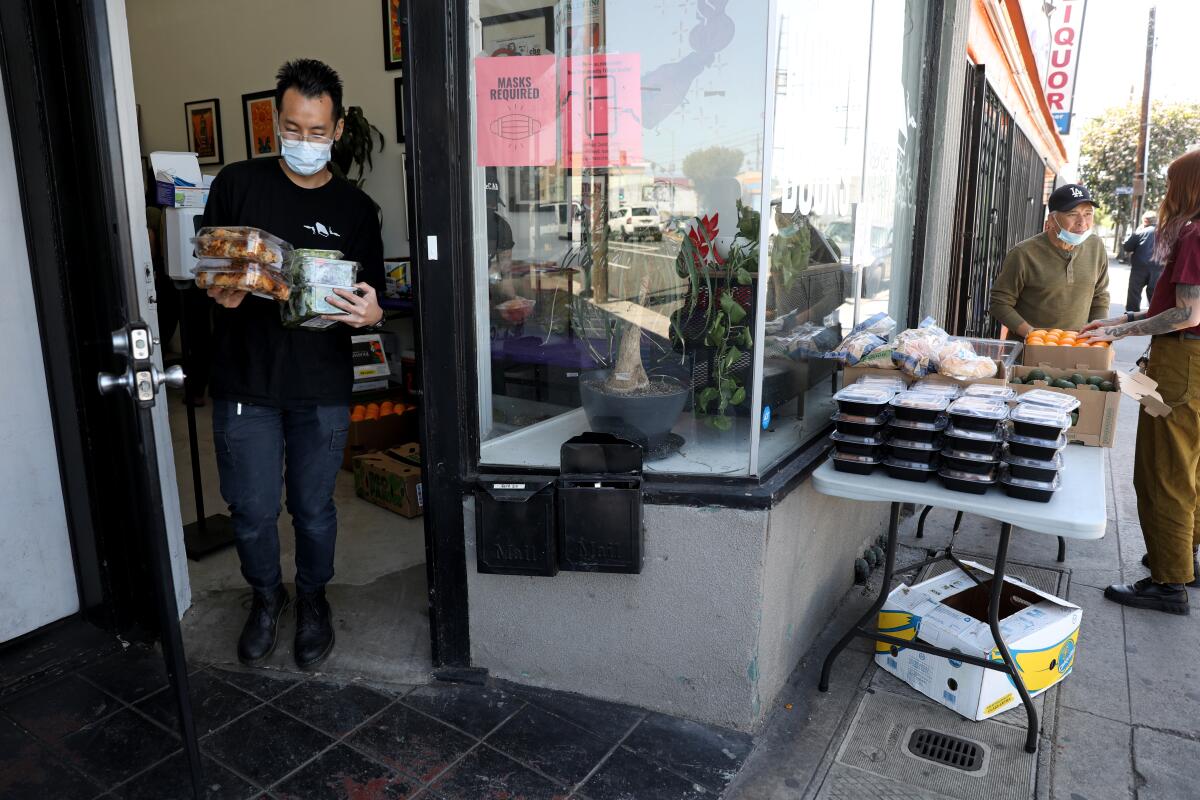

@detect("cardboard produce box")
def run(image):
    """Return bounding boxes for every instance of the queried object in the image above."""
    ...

[353,446,423,517]
[1022,342,1114,371]
[876,561,1082,722]
[1011,365,1168,447]
[342,405,417,470]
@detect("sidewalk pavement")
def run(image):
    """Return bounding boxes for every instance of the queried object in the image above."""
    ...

[730,262,1199,799]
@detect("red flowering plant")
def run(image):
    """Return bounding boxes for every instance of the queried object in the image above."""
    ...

[671,207,758,430]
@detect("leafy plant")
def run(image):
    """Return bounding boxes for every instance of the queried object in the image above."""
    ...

[672,212,756,430]
[331,106,385,187]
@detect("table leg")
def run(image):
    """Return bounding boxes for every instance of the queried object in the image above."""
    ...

[1057,536,1066,563]
[989,522,1039,754]
[819,501,901,693]
[914,505,933,539]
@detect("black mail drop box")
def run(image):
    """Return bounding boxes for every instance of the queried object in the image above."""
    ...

[475,476,557,576]
[557,434,643,573]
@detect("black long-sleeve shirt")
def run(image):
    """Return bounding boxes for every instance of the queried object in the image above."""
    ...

[200,157,384,408]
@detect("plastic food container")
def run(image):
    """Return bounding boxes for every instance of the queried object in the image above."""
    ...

[831,451,881,475]
[856,375,908,393]
[887,416,948,444]
[889,437,943,465]
[282,284,366,329]
[940,467,998,494]
[192,226,291,266]
[1005,432,1067,462]
[910,380,964,399]
[963,383,1017,401]
[832,411,892,438]
[947,397,1010,432]
[1000,469,1061,503]
[1002,449,1064,483]
[289,251,359,287]
[944,423,1005,454]
[194,262,290,301]
[942,448,1001,475]
[1008,403,1071,440]
[829,431,887,458]
[883,456,939,482]
[834,385,896,417]
[1017,388,1082,414]
[890,392,951,423]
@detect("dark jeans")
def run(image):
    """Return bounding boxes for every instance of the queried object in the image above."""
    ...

[1126,263,1163,312]
[212,400,350,595]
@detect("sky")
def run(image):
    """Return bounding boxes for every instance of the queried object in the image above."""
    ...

[1057,0,1200,177]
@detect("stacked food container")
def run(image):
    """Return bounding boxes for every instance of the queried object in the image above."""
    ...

[283,249,363,330]
[1000,389,1077,503]
[192,226,292,301]
[939,393,1011,493]
[884,389,952,482]
[830,384,895,475]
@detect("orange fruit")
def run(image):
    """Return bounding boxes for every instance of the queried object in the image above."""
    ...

[1049,329,1063,335]
[1027,338,1045,346]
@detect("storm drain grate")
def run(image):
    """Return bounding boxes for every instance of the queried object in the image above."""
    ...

[907,729,984,772]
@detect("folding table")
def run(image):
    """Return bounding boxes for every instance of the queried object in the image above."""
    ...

[813,444,1107,753]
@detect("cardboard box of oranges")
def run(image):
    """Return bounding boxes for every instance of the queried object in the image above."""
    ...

[342,397,417,471]
[1021,328,1115,371]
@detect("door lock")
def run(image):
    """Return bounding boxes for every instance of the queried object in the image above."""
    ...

[98,364,185,399]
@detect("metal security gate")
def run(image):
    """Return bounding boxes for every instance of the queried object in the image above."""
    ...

[947,65,1049,338]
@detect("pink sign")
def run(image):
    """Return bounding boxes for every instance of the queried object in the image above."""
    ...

[475,55,557,167]
[560,54,642,169]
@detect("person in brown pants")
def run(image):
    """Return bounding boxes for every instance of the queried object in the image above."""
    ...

[1080,149,1200,614]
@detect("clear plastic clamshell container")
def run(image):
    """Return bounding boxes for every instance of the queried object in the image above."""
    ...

[888,416,949,443]
[940,467,998,494]
[942,448,1000,474]
[829,431,887,458]
[282,284,365,329]
[192,226,291,266]
[889,437,943,465]
[1000,468,1062,503]
[890,391,951,423]
[1005,431,1067,462]
[947,397,1010,429]
[1017,388,1082,414]
[194,261,290,301]
[943,423,1005,455]
[834,385,896,416]
[288,250,359,287]
[831,451,882,475]
[1002,448,1063,483]
[831,411,892,438]
[1009,403,1071,440]
[883,456,939,482]
[910,380,964,399]
[963,383,1017,401]
[856,374,909,393]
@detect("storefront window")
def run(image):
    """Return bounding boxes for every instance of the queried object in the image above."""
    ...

[470,0,926,476]
[756,0,927,471]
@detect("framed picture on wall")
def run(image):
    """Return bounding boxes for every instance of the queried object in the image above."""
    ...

[184,98,222,166]
[382,0,405,71]
[241,90,280,159]
[393,77,406,144]
[481,8,554,57]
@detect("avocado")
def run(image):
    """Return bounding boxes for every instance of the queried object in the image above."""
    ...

[1070,373,1086,386]
[1028,369,1047,382]
[1100,380,1116,392]
[1053,379,1077,390]
[1086,375,1104,386]
[1010,375,1024,385]
[1071,411,1080,426]
[1086,383,1098,391]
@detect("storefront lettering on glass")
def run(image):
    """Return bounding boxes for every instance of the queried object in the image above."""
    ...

[779,179,856,218]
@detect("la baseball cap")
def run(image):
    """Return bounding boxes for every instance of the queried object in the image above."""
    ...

[1048,184,1094,213]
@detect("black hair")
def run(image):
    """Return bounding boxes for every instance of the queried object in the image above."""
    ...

[275,59,344,122]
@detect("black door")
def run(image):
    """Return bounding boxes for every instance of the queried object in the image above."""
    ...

[0,0,206,792]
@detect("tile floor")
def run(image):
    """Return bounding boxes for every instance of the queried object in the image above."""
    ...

[0,628,754,800]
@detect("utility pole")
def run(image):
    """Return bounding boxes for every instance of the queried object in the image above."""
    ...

[1131,6,1156,231]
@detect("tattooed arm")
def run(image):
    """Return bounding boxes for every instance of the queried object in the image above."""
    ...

[1079,284,1200,341]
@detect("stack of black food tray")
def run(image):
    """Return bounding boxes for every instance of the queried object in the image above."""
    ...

[884,391,952,482]
[939,397,1010,493]
[830,384,896,474]
[1000,389,1077,503]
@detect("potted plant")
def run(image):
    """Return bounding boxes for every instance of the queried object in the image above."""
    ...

[331,105,385,187]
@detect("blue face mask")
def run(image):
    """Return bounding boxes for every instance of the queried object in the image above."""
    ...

[1056,227,1092,246]
[281,138,333,176]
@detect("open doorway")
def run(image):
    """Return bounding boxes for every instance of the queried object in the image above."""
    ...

[120,0,430,682]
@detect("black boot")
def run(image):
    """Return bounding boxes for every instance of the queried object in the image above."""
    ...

[1139,552,1200,587]
[294,590,334,669]
[1104,577,1190,614]
[238,586,290,665]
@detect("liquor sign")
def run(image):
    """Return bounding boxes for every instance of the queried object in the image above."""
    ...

[1044,0,1088,136]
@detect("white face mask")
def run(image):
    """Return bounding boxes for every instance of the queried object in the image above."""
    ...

[281,138,333,176]
[1056,226,1092,247]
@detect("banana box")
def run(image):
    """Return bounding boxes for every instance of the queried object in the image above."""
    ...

[874,560,1081,721]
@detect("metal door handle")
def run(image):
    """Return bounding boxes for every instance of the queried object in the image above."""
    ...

[98,369,134,396]
[97,364,185,398]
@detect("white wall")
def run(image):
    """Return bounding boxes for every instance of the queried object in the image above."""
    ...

[125,0,410,257]
[0,74,80,642]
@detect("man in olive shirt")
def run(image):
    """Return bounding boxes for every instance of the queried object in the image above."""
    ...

[989,184,1110,336]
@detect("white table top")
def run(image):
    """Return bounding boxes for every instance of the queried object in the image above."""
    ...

[812,444,1107,540]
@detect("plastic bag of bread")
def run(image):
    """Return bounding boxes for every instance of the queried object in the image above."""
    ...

[192,226,291,267]
[935,341,997,379]
[893,317,951,377]
[194,259,290,301]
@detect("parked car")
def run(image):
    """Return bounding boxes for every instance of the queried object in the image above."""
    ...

[609,206,663,241]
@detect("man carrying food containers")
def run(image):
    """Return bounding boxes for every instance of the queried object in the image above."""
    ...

[1079,149,1200,615]
[989,184,1110,337]
[197,59,385,667]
